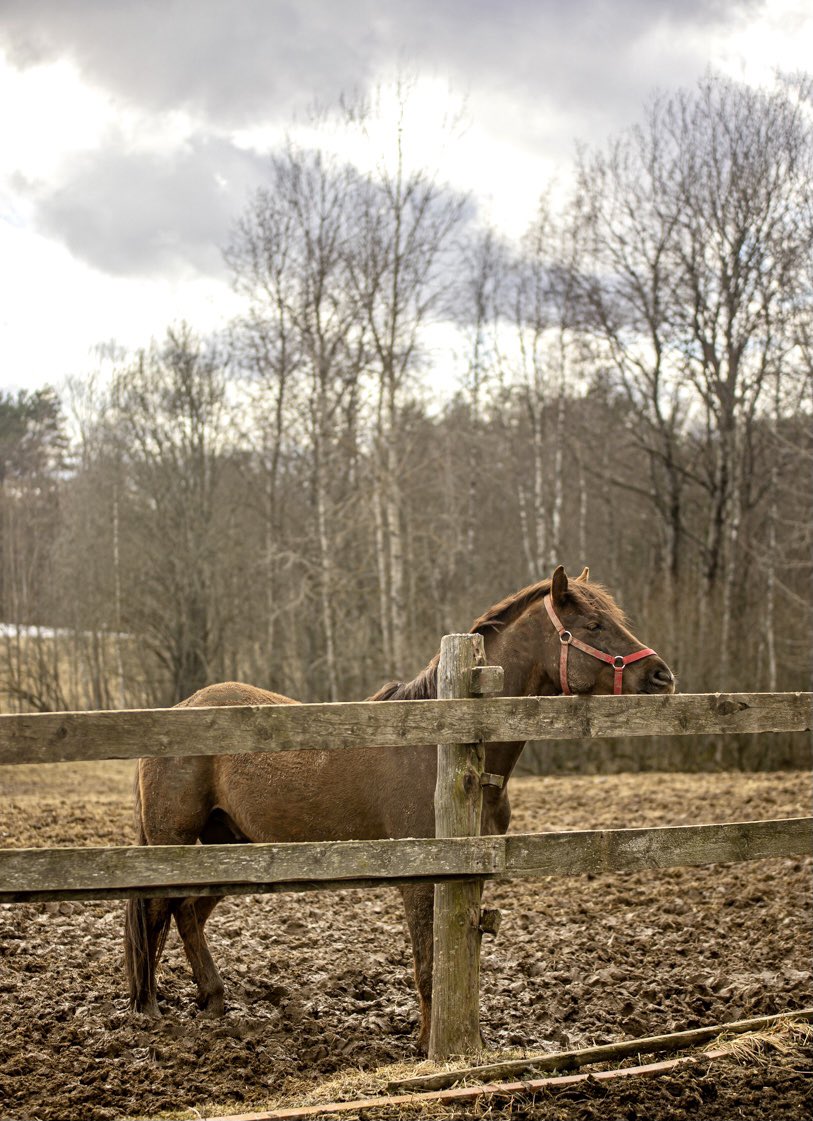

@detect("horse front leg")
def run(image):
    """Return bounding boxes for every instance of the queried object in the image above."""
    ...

[399,883,434,1053]
[400,882,494,1055]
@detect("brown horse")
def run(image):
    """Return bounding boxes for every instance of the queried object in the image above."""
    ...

[125,566,674,1050]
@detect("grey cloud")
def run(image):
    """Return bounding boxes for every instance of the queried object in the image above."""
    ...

[1,0,762,132]
[1,0,764,279]
[1,0,377,126]
[22,135,268,277]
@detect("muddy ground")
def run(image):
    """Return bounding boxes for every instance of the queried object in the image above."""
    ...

[0,764,810,1120]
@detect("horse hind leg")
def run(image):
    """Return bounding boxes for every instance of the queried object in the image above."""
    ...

[125,895,174,1017]
[130,756,224,1015]
[174,895,226,1016]
[128,768,213,1016]
[171,808,246,1016]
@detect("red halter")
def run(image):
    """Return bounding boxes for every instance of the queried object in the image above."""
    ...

[543,595,657,696]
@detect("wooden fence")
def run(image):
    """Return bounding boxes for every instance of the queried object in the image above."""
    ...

[1,634,811,1058]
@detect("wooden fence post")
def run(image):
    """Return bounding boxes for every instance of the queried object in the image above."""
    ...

[429,632,489,1059]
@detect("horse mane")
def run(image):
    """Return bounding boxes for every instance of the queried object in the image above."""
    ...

[369,659,440,702]
[468,577,553,634]
[470,576,627,633]
[368,576,629,703]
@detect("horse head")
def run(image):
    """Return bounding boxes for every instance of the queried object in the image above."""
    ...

[478,565,675,697]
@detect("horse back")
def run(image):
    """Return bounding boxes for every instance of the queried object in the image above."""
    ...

[175,681,301,709]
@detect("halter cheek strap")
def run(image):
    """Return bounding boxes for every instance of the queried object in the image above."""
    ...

[543,595,656,695]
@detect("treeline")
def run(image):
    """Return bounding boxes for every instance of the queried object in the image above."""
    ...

[1,75,811,766]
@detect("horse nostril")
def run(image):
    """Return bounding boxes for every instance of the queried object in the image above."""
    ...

[650,666,674,690]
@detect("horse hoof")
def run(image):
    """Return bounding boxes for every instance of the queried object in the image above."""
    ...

[198,993,225,1018]
[133,999,161,1020]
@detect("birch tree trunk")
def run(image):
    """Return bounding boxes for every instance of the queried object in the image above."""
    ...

[313,398,339,702]
[112,483,126,709]
[381,375,408,677]
[550,381,566,569]
[531,401,546,577]
[372,461,393,677]
[718,422,743,689]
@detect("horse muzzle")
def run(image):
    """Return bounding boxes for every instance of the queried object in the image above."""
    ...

[641,661,676,694]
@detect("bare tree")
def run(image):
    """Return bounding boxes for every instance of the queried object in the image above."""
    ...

[228,145,366,698]
[575,73,813,684]
[227,189,299,688]
[575,112,689,612]
[507,199,586,579]
[669,76,812,683]
[108,326,234,703]
[0,388,69,711]
[344,85,469,676]
[459,228,505,575]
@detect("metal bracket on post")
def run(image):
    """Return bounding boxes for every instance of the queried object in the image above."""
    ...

[479,907,502,938]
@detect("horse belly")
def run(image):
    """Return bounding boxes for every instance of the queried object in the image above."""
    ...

[212,749,404,843]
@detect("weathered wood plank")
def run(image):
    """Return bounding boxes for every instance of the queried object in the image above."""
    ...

[0,835,505,900]
[208,1052,734,1121]
[431,634,487,1059]
[468,665,504,695]
[1,691,810,766]
[0,876,493,905]
[1,818,808,902]
[506,816,813,876]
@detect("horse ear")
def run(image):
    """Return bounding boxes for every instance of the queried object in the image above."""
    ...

[576,567,589,582]
[551,565,569,605]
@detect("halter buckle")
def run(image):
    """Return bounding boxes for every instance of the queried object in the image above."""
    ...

[560,630,572,645]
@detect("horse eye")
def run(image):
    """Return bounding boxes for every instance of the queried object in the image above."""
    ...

[587,621,601,632]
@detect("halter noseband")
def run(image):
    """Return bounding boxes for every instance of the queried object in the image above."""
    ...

[543,594,657,695]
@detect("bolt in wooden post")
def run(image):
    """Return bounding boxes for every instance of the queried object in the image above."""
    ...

[429,632,487,1060]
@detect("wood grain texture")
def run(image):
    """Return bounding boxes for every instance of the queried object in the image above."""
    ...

[468,665,504,695]
[431,633,486,1059]
[0,835,505,899]
[504,816,813,876]
[1,691,810,766]
[1,818,808,902]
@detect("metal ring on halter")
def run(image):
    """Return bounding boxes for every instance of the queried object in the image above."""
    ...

[560,630,573,645]
[613,655,625,669]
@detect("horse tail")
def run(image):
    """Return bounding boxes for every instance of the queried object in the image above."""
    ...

[124,767,171,1011]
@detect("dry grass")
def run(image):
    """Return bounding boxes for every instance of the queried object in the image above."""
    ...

[146,1050,539,1121]
[705,1016,813,1067]
[151,1018,813,1120]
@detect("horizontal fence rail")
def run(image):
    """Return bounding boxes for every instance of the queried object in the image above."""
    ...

[1,817,810,903]
[1,691,810,766]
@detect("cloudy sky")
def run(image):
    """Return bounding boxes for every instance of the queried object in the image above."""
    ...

[1,0,811,393]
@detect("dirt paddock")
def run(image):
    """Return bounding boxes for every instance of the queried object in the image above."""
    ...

[0,763,810,1120]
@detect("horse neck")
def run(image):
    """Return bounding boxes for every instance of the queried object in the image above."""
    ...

[480,609,557,780]
[481,607,557,699]
[378,607,556,779]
